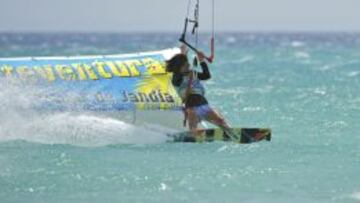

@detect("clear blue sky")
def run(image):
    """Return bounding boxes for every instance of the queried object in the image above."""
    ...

[1,0,360,32]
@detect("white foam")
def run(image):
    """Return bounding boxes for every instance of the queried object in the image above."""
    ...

[226,36,237,44]
[0,112,169,146]
[313,88,327,95]
[347,71,360,77]
[242,106,263,112]
[294,51,310,59]
[291,41,305,48]
[238,55,255,63]
[318,65,332,71]
[351,192,360,201]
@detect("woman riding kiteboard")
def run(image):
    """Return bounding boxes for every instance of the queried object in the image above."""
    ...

[166,46,239,140]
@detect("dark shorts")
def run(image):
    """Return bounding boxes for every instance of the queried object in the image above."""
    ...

[185,94,208,108]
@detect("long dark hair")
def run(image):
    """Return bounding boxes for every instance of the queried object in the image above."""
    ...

[166,54,188,74]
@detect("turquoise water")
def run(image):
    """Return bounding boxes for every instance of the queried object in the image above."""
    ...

[0,33,359,203]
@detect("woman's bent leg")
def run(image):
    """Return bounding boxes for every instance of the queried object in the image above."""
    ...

[204,107,240,140]
[187,108,200,136]
[204,108,230,128]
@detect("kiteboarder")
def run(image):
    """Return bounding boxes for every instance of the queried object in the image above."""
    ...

[166,47,236,138]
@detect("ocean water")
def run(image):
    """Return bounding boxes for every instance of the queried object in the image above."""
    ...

[0,33,359,203]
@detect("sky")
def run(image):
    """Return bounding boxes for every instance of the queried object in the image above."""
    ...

[1,0,360,32]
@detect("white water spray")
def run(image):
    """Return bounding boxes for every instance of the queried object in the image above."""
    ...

[0,78,170,146]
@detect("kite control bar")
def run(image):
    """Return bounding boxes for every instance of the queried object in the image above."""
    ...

[179,35,214,63]
[179,0,215,63]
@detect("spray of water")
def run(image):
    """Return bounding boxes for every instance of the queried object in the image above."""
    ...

[0,78,170,146]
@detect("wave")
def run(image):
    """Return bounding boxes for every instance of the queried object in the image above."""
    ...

[351,192,360,201]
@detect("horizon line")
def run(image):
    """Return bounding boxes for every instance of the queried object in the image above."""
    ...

[1,30,360,34]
